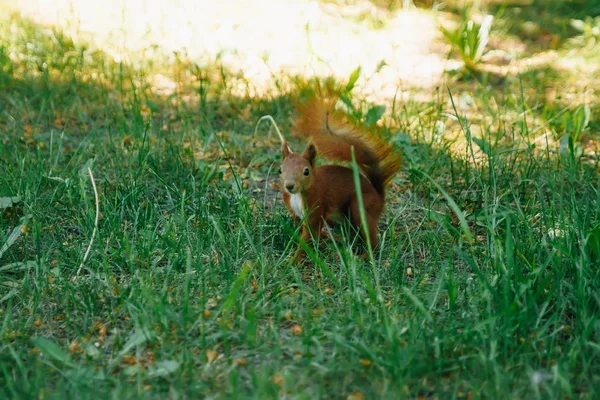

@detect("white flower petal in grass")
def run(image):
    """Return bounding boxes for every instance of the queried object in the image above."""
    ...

[530,369,552,386]
[547,227,566,240]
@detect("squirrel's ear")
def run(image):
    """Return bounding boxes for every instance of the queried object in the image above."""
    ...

[282,141,292,158]
[304,143,317,166]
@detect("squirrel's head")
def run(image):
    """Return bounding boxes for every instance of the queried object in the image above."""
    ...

[279,141,316,194]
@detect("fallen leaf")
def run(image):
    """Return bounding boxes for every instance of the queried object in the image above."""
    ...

[233,358,247,366]
[145,350,156,365]
[69,339,81,353]
[359,358,372,367]
[206,349,218,362]
[53,117,64,128]
[272,372,284,385]
[123,354,137,365]
[347,391,365,400]
[123,135,133,148]
[291,324,302,335]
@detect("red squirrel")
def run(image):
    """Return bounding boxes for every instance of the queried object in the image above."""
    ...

[279,96,401,260]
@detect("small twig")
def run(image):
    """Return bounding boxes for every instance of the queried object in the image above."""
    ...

[255,115,286,143]
[76,167,99,276]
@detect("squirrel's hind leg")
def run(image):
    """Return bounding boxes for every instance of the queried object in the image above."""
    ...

[319,220,342,242]
[349,198,381,256]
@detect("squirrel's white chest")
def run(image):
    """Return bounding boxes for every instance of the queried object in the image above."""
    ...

[289,193,304,219]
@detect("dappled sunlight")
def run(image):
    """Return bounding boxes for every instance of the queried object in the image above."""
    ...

[12,0,450,101]
[10,0,598,112]
[5,0,599,159]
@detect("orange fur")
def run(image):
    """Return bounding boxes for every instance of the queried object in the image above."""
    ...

[279,95,401,262]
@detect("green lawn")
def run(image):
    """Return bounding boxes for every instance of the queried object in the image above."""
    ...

[1,3,600,399]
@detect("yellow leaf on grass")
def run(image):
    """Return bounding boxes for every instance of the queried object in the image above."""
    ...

[272,373,284,386]
[206,349,218,362]
[53,117,64,128]
[123,135,133,148]
[359,358,372,367]
[98,325,108,336]
[291,324,302,335]
[347,391,365,400]
[233,358,247,366]
[69,339,81,353]
[123,355,137,365]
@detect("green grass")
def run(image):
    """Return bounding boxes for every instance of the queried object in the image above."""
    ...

[1,8,600,400]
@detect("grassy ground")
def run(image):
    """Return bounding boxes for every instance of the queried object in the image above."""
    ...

[1,1,600,399]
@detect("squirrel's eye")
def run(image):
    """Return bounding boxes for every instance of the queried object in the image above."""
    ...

[303,168,310,176]
[278,168,282,174]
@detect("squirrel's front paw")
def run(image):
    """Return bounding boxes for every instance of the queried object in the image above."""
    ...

[295,250,306,265]
[288,249,306,265]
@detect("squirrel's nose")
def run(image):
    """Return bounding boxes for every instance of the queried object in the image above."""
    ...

[285,183,295,192]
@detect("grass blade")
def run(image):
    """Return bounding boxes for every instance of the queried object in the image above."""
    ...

[414,168,473,242]
[31,337,74,367]
[0,224,25,259]
[0,197,21,209]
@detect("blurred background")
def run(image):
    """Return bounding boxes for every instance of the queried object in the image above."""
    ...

[1,0,599,151]
[4,0,599,96]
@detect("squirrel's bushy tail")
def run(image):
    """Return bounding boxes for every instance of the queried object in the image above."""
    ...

[293,96,401,196]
